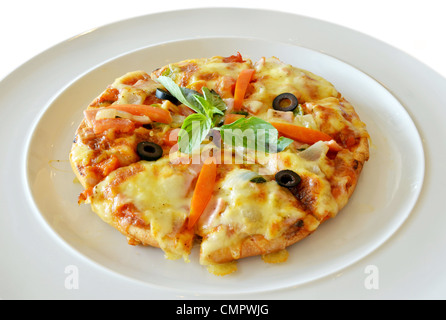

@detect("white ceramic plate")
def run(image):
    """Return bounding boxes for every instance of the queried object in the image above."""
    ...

[23,37,424,294]
[2,8,445,299]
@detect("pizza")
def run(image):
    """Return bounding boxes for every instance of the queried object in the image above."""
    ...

[70,53,369,275]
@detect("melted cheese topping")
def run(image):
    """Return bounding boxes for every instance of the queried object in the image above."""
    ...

[206,261,237,276]
[311,97,368,138]
[112,71,161,103]
[261,249,289,264]
[89,158,198,259]
[202,168,305,233]
[117,160,192,228]
[246,57,339,116]
[276,146,339,218]
[70,142,94,168]
[198,144,339,264]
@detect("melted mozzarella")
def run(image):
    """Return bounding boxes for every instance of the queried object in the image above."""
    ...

[311,97,368,137]
[276,146,339,219]
[117,162,192,229]
[247,57,340,116]
[198,144,339,264]
[89,158,197,258]
[198,168,304,264]
[111,70,161,105]
[70,142,94,167]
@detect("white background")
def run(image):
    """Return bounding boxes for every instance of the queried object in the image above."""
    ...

[0,0,445,81]
[1,0,445,300]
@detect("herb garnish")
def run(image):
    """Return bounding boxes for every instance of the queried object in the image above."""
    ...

[156,76,293,154]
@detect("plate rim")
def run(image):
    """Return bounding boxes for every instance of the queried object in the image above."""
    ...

[1,7,444,299]
[21,35,426,295]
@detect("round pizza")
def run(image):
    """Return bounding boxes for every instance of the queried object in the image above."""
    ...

[70,53,369,275]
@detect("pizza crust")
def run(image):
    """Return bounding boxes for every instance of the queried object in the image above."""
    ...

[199,224,312,265]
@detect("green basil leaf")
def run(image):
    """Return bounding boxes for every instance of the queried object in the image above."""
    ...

[177,113,212,154]
[156,76,204,114]
[276,136,294,152]
[219,117,293,153]
[202,87,226,112]
[293,104,304,116]
[220,116,272,132]
[193,94,224,118]
[203,88,227,126]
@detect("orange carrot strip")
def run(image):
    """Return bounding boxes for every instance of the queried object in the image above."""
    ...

[223,113,246,125]
[233,69,255,111]
[92,118,135,134]
[108,104,172,124]
[188,157,217,229]
[270,122,343,151]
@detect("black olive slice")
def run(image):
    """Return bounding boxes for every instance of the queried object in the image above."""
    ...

[272,93,299,112]
[156,88,179,104]
[137,141,163,161]
[275,169,301,188]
